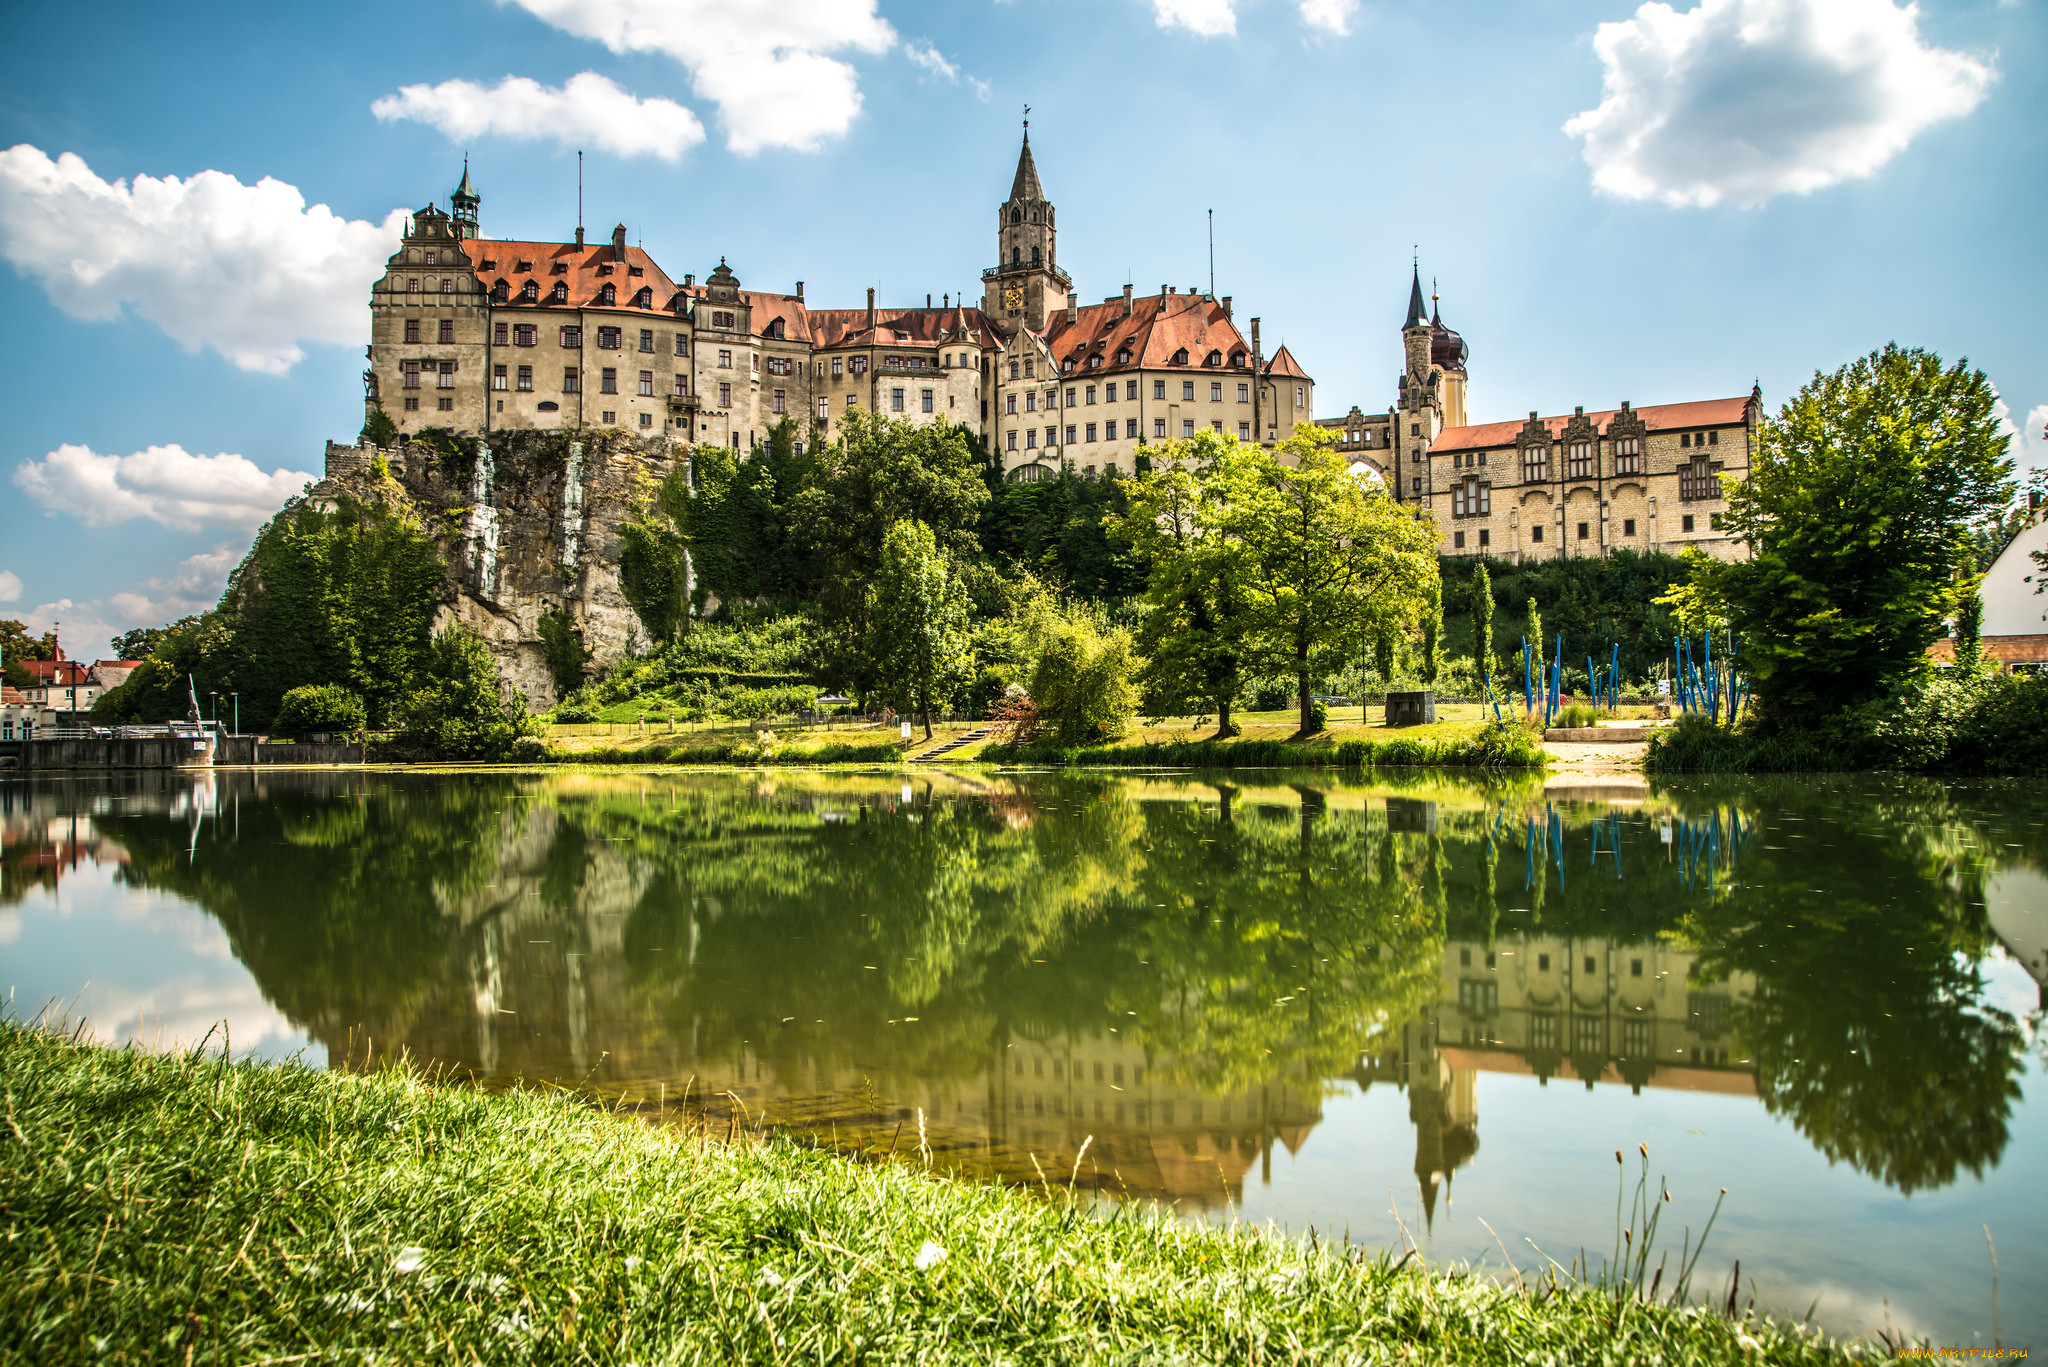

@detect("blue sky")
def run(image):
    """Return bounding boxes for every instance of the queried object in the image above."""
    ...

[2,0,2042,657]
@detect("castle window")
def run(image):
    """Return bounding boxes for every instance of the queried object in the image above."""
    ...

[1568,440,1594,479]
[1239,422,1251,440]
[404,320,420,344]
[600,367,616,394]
[598,264,613,276]
[1681,432,1691,448]
[1623,518,1636,537]
[437,362,455,388]
[639,370,654,396]
[639,329,654,352]
[1031,246,1041,265]
[494,321,509,346]
[1239,383,1250,403]
[892,388,905,412]
[1454,531,1465,549]
[1086,422,1098,442]
[1708,430,1719,445]
[551,282,568,303]
[851,356,867,374]
[817,397,829,420]
[1182,419,1195,438]
[719,381,732,406]
[1523,445,1549,482]
[1012,247,1021,265]
[599,284,616,306]
[493,364,508,391]
[437,396,453,411]
[1024,360,1034,378]
[675,374,689,397]
[424,251,437,266]
[1024,391,1036,412]
[563,368,579,392]
[1067,425,1078,444]
[1010,362,1020,379]
[767,357,791,376]
[1156,418,1168,438]
[1479,529,1491,547]
[517,365,532,392]
[521,280,538,302]
[514,324,536,347]
[1026,429,1037,449]
[1171,348,1189,365]
[922,389,934,413]
[1085,385,1096,405]
[441,278,453,294]
[1182,381,1195,400]
[1065,387,1076,407]
[1231,351,1245,367]
[1006,394,1017,415]
[1682,514,1695,532]
[1089,355,1102,369]
[407,279,419,293]
[597,326,622,349]
[1578,522,1590,540]
[1613,436,1642,474]
[1210,382,1223,401]
[775,389,788,414]
[1062,359,1073,374]
[438,319,455,344]
[1211,420,1224,434]
[675,334,687,357]
[766,318,784,339]
[1007,430,1017,450]
[1530,525,1542,542]
[717,349,732,368]
[492,281,508,303]
[551,262,566,274]
[1681,458,1716,501]
[560,325,582,347]
[1118,349,1132,365]
[1296,386,1306,408]
[1127,381,1139,400]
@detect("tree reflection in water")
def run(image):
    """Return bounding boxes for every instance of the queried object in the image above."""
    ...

[36,767,2043,1206]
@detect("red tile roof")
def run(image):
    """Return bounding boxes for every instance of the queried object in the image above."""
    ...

[1263,344,1311,381]
[18,660,91,686]
[1428,396,1755,454]
[465,239,682,314]
[1,686,26,707]
[1044,293,1252,376]
[807,305,1001,351]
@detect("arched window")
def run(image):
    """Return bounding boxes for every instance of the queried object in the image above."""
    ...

[1011,207,1023,225]
[1031,246,1041,265]
[1012,247,1021,265]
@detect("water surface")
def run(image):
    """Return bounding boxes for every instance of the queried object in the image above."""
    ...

[4,766,2042,1348]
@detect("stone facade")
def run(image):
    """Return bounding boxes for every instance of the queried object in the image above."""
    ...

[366,136,1313,480]
[1326,266,1757,563]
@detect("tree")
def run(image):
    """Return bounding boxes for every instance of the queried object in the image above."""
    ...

[1026,605,1138,747]
[535,608,593,698]
[618,484,692,648]
[1689,345,2013,722]
[1952,571,1984,674]
[1210,427,1440,734]
[273,683,367,737]
[1421,584,1443,688]
[109,620,197,661]
[790,411,990,701]
[1104,435,1253,736]
[676,418,819,610]
[868,519,973,739]
[361,403,400,449]
[396,626,531,759]
[1471,562,1495,696]
[1525,597,1544,689]
[1,620,55,688]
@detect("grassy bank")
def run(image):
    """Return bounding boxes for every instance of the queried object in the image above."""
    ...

[0,1024,1865,1365]
[547,737,904,766]
[981,725,1545,770]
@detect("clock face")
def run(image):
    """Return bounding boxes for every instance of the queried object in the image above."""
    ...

[1002,286,1024,310]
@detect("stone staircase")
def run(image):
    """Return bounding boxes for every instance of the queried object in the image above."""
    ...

[911,727,991,762]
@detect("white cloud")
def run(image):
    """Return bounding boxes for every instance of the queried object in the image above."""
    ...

[18,544,244,659]
[372,72,706,161]
[501,0,896,155]
[1564,0,1995,208]
[1994,396,2048,475]
[1300,0,1360,34]
[0,570,19,604]
[1153,0,1238,35]
[905,41,959,82]
[0,145,406,373]
[13,443,314,533]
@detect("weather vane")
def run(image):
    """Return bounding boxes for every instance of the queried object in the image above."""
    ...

[1023,104,1030,133]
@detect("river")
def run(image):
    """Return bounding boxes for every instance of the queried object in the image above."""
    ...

[3,766,2041,1348]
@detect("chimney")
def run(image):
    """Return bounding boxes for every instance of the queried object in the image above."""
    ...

[927,293,932,308]
[796,281,804,301]
[1251,317,1262,358]
[1165,284,1174,295]
[1067,291,1079,324]
[1221,295,1232,320]
[611,223,627,261]
[684,273,694,288]
[575,225,585,247]
[866,287,876,329]
[1122,283,1133,317]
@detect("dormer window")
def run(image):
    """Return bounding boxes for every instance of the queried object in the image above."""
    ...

[480,259,497,270]
[633,287,652,308]
[766,318,785,339]
[551,262,567,275]
[1089,355,1102,369]
[628,265,644,276]
[515,261,530,273]
[551,281,568,303]
[1117,349,1132,365]
[1230,351,1245,368]
[521,280,538,302]
[491,280,508,303]
[597,264,614,276]
[1205,349,1222,367]
[1062,359,1074,373]
[598,283,616,306]
[1171,348,1189,365]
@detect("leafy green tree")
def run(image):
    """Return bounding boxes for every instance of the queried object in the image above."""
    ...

[869,519,973,739]
[1689,345,2013,721]
[1027,605,1139,746]
[1105,436,1252,736]
[396,627,532,759]
[790,411,990,701]
[980,461,1145,600]
[1,621,55,688]
[1471,561,1495,695]
[535,609,593,698]
[109,620,197,661]
[272,684,368,737]
[618,496,692,648]
[1421,585,1443,688]
[1210,427,1440,732]
[1525,597,1544,690]
[1951,568,1984,674]
[676,418,819,609]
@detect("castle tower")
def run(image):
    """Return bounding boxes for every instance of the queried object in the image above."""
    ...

[1430,288,1470,429]
[983,123,1071,336]
[1398,263,1445,449]
[450,159,479,240]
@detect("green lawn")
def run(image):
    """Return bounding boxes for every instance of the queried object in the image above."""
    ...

[0,1022,1872,1365]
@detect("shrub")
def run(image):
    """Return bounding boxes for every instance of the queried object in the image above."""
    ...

[394,627,537,760]
[1028,613,1137,747]
[271,684,366,738]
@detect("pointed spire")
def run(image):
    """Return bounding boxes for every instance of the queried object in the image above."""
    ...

[1405,262,1429,329]
[1010,128,1043,202]
[453,156,477,202]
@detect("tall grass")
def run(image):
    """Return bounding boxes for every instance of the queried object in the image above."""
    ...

[0,1021,1868,1365]
[981,727,1544,770]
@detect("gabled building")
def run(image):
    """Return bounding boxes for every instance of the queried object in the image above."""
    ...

[1328,265,1755,562]
[361,132,1315,478]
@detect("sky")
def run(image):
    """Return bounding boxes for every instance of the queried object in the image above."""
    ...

[1,0,2043,659]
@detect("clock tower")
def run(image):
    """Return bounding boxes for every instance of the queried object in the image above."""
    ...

[983,124,1070,337]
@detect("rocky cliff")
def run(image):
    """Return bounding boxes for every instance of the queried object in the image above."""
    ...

[309,431,680,709]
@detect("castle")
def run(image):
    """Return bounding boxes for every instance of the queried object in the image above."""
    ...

[365,133,1313,485]
[1321,270,1756,562]
[364,134,1749,563]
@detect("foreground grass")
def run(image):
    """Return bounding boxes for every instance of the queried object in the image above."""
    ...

[0,1025,1869,1365]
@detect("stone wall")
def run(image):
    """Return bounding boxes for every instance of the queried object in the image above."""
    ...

[311,430,678,711]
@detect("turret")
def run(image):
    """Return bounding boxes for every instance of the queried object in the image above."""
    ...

[449,159,479,239]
